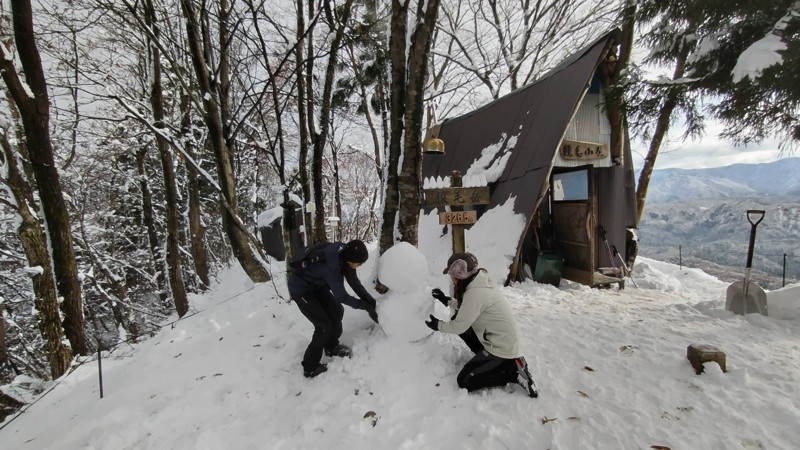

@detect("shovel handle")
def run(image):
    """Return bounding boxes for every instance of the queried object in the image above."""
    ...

[745,210,765,269]
[747,210,765,227]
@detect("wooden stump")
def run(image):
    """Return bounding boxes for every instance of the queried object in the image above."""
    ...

[687,344,726,374]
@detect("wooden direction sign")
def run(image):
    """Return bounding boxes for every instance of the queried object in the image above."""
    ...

[439,210,477,225]
[423,186,490,207]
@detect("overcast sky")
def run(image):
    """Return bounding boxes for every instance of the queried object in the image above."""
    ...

[630,121,788,171]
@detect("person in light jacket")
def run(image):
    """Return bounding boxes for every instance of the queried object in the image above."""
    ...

[426,252,538,397]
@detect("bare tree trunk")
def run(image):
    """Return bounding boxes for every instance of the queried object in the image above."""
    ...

[180,0,270,282]
[305,0,319,242]
[0,309,7,369]
[1,129,72,379]
[332,145,342,239]
[242,0,297,266]
[380,0,409,255]
[181,93,211,288]
[63,28,79,170]
[603,0,637,269]
[0,0,87,355]
[135,146,168,302]
[635,48,689,225]
[310,0,355,243]
[296,0,312,245]
[145,0,189,317]
[397,0,441,245]
[602,0,635,163]
[381,0,442,252]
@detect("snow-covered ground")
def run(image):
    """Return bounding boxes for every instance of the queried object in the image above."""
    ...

[1,247,799,450]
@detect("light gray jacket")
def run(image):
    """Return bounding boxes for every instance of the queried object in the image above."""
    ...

[437,270,520,359]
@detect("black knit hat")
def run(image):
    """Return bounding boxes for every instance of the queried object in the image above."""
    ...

[342,239,369,263]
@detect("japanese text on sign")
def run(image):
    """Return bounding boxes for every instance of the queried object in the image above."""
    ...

[560,139,608,161]
[423,186,490,206]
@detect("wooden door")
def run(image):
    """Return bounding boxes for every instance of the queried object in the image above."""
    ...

[550,166,595,284]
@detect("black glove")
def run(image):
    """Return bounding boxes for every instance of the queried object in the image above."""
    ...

[366,306,379,324]
[431,288,450,306]
[362,296,377,310]
[424,314,440,331]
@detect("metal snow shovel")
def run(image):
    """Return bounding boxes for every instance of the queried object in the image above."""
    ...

[725,210,768,316]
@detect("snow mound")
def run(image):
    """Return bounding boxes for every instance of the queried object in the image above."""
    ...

[375,242,435,341]
[376,242,429,293]
[767,283,800,320]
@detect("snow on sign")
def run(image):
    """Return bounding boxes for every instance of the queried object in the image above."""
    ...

[439,210,477,225]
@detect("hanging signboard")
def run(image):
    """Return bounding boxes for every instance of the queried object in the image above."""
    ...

[560,139,608,161]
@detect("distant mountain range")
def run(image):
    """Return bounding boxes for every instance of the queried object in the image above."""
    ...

[636,158,800,290]
[643,157,800,203]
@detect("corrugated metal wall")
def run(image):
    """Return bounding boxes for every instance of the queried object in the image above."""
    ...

[555,92,612,169]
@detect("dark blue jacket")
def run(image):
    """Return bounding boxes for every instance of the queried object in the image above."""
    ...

[287,242,375,310]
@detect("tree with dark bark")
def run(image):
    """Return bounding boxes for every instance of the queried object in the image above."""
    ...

[143,0,189,317]
[0,0,87,355]
[180,0,270,282]
[307,0,356,243]
[379,0,442,255]
[0,124,72,379]
[180,93,211,289]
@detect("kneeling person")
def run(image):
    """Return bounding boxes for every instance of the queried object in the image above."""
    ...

[426,252,537,397]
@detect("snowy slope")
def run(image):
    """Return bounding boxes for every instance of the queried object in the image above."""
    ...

[2,251,799,450]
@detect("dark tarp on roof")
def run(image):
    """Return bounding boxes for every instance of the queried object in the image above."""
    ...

[422,30,618,216]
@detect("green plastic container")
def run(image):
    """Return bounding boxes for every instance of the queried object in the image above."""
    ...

[533,251,564,287]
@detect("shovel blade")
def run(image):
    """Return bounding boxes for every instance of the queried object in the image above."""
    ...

[726,281,768,316]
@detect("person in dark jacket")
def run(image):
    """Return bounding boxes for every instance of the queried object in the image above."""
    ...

[287,239,378,378]
[425,252,538,397]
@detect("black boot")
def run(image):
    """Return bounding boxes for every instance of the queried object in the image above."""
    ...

[304,363,328,378]
[514,357,538,398]
[325,344,351,358]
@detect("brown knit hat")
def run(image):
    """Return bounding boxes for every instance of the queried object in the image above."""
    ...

[442,252,479,279]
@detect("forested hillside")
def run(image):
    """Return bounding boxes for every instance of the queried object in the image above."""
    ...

[638,160,800,290]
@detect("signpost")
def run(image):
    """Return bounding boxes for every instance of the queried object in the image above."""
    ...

[423,170,490,253]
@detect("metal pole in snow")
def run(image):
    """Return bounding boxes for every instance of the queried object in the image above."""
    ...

[783,253,787,288]
[679,245,682,270]
[98,348,104,399]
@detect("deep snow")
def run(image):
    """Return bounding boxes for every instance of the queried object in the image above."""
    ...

[1,245,799,450]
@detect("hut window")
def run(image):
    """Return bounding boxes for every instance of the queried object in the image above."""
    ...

[552,170,588,201]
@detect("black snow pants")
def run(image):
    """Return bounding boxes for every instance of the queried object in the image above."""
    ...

[456,328,517,391]
[292,287,344,373]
